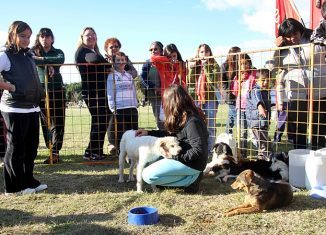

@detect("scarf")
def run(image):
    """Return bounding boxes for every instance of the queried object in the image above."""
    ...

[196,65,206,104]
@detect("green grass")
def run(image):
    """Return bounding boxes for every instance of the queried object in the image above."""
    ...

[1,104,325,234]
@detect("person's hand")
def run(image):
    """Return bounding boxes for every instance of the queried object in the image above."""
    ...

[154,88,161,96]
[277,103,283,112]
[258,104,266,118]
[275,36,285,47]
[10,83,15,92]
[32,55,43,61]
[135,129,148,137]
[48,66,55,77]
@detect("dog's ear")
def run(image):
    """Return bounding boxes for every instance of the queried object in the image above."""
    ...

[244,170,254,184]
[222,143,233,156]
[159,140,171,158]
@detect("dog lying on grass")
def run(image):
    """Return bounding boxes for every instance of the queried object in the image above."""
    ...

[224,169,293,217]
[118,130,181,192]
[204,142,289,182]
[203,142,234,179]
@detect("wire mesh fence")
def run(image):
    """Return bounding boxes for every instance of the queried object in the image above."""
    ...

[1,43,325,161]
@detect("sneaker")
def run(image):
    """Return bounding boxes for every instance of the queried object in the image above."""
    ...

[4,188,36,196]
[35,184,48,192]
[83,151,91,160]
[4,192,18,196]
[108,144,117,155]
[43,153,61,164]
[184,172,203,194]
[20,188,36,195]
[83,152,105,161]
[0,157,4,167]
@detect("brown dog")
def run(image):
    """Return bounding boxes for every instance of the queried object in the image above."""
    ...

[224,169,293,217]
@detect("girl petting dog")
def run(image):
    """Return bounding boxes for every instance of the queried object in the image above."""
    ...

[135,84,209,194]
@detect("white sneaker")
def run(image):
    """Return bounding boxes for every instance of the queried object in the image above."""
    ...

[20,188,36,195]
[4,192,18,196]
[35,184,48,192]
[4,188,36,196]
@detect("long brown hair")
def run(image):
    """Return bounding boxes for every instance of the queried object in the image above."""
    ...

[225,46,241,79]
[194,44,217,74]
[5,21,32,53]
[163,84,206,133]
[32,28,54,56]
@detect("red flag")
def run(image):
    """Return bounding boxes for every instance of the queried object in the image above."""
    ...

[310,0,324,29]
[276,0,303,36]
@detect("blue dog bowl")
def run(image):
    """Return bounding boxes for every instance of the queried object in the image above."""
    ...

[128,206,159,225]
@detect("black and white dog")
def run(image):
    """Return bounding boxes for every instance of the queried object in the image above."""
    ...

[204,142,289,182]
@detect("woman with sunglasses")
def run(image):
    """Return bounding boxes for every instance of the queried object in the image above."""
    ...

[103,37,137,78]
[140,41,165,130]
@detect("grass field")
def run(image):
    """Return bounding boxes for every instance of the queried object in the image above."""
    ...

[0,105,325,234]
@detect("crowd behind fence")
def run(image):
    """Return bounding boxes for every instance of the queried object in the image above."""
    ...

[1,44,325,160]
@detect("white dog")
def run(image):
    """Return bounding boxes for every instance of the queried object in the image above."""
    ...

[118,130,182,192]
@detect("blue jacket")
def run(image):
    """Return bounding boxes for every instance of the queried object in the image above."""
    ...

[245,84,271,129]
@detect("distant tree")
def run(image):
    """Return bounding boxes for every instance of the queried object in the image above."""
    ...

[65,82,82,103]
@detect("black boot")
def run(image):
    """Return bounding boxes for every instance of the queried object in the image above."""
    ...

[184,172,203,194]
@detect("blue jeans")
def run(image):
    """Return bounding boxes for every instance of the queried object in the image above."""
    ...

[142,159,201,187]
[226,103,236,134]
[239,110,248,157]
[196,100,219,152]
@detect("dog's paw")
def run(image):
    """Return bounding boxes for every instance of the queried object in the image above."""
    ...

[118,178,125,183]
[127,176,135,182]
[214,176,222,182]
[290,185,301,192]
[222,176,229,183]
[136,188,144,193]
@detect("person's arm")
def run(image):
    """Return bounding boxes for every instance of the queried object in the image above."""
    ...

[0,81,15,92]
[34,48,65,65]
[106,73,115,113]
[253,88,266,118]
[311,20,326,45]
[0,52,16,92]
[187,63,197,98]
[276,70,285,111]
[148,129,169,137]
[126,57,138,79]
[140,61,150,88]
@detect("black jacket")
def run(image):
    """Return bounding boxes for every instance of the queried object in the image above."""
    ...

[75,46,108,98]
[149,114,209,171]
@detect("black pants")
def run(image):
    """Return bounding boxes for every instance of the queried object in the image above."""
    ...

[83,93,110,155]
[0,112,6,159]
[113,108,138,150]
[40,88,66,154]
[2,112,40,193]
[287,100,308,149]
[312,98,326,150]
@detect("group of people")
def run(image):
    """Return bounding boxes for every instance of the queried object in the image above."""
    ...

[1,12,326,196]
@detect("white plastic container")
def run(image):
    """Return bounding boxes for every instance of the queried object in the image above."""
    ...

[289,149,314,188]
[305,148,326,190]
